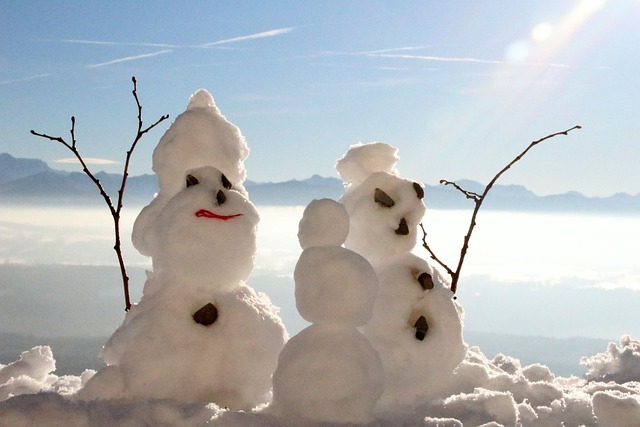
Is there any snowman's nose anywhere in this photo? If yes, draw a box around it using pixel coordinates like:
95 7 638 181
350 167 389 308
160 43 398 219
395 218 409 235
216 190 226 205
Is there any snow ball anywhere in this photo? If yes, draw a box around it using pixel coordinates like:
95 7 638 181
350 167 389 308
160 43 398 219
294 246 378 326
187 88 218 110
271 324 384 424
145 166 260 291
364 254 466 405
336 142 399 187
583 335 640 383
80 285 286 410
297 199 350 249
340 172 426 267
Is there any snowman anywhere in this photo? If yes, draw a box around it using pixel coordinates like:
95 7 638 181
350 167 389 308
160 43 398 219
336 142 467 407
270 199 385 424
77 91 287 410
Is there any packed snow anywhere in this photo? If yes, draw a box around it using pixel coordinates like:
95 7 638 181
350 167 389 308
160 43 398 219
270 199 384 423
78 91 287 409
1 89 639 426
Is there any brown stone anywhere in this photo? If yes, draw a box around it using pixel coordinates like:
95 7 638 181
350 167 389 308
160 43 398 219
193 303 218 326
418 272 434 290
414 315 428 341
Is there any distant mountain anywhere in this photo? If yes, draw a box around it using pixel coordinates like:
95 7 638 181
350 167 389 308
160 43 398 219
245 174 344 206
1 153 639 212
0 152 51 184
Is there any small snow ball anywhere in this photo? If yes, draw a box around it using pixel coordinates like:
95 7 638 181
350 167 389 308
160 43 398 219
187 88 218 111
297 198 350 249
336 142 399 187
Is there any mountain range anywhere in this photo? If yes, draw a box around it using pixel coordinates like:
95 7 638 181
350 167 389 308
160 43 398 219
1 153 639 212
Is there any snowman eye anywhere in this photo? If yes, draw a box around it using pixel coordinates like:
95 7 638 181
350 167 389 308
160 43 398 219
413 182 424 200
417 272 434 290
186 174 199 187
374 188 395 208
221 173 232 190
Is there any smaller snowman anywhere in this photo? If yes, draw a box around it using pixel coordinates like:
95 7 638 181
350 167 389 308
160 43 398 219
271 199 384 424
337 142 467 407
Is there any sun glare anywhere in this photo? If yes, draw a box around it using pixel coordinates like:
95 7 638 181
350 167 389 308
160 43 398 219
531 22 554 42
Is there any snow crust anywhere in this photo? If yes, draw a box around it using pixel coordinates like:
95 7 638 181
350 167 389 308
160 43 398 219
3 338 640 425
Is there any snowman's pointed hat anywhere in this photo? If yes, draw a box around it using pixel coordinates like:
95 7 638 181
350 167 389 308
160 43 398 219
336 142 399 188
152 89 249 198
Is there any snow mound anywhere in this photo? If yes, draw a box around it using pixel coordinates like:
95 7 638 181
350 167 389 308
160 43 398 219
3 339 640 425
583 335 640 383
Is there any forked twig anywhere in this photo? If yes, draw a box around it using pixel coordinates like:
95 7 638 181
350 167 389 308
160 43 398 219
31 77 169 311
421 125 582 296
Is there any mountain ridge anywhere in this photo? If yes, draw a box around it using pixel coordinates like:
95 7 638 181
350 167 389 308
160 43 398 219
1 153 638 211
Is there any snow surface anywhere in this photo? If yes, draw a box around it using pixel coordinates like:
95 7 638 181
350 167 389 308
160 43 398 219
2 337 640 425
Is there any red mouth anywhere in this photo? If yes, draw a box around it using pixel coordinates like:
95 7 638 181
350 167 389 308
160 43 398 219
195 209 243 221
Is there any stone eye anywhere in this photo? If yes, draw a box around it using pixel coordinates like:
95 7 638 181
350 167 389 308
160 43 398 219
413 182 424 200
186 174 199 188
417 272 434 290
221 173 232 190
374 188 395 208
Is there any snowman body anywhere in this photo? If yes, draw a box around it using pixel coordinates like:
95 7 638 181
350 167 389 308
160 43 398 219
271 199 384 424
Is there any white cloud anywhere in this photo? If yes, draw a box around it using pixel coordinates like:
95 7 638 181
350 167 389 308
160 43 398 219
85 49 173 68
203 27 295 46
54 157 119 165
0 74 53 85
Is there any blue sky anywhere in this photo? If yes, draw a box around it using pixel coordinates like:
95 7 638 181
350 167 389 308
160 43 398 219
1 0 638 196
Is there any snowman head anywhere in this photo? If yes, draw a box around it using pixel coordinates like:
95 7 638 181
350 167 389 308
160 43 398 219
147 166 259 291
337 143 426 267
132 89 250 257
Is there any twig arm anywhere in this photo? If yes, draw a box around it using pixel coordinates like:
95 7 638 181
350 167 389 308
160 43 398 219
422 125 582 296
30 76 169 312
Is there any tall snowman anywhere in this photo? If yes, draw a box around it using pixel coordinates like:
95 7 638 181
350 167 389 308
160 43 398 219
77 90 287 410
271 199 385 424
336 142 467 407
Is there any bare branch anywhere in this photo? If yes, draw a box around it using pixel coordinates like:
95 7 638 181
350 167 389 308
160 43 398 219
30 77 169 311
422 125 582 296
439 180 481 202
419 223 454 278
